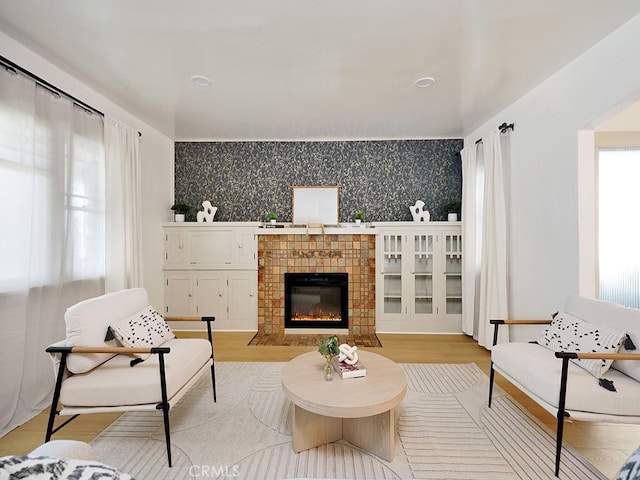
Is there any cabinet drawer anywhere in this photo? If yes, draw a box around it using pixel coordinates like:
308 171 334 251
188 231 233 265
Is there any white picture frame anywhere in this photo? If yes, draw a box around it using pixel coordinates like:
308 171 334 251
291 185 340 225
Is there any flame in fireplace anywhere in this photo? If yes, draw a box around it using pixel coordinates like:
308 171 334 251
292 307 342 322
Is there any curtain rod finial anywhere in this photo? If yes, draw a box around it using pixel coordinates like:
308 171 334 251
499 122 514 133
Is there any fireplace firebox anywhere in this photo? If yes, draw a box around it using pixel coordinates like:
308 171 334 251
284 273 348 329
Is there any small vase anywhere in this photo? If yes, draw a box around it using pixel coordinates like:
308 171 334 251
355 219 361 225
324 359 333 381
175 213 185 222
447 213 458 222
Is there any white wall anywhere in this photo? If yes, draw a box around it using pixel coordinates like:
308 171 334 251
2 31 174 308
464 14 640 326
598 101 640 131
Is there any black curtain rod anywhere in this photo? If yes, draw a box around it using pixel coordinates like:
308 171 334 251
1 54 104 116
475 122 514 145
1 55 142 137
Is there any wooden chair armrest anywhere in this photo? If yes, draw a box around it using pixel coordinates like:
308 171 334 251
164 316 215 357
490 318 551 346
164 316 200 322
555 351 640 361
490 319 552 325
165 316 215 323
46 345 170 355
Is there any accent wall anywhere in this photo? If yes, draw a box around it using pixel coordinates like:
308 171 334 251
174 139 462 223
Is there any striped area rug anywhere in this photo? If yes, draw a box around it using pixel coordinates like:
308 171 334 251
90 362 605 480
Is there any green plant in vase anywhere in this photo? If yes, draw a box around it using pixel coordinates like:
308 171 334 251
353 211 365 225
316 335 340 381
171 203 191 222
441 200 461 221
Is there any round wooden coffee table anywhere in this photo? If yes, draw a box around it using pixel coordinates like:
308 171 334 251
281 350 407 461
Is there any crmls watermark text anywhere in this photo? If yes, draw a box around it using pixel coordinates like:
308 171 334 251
189 465 240 478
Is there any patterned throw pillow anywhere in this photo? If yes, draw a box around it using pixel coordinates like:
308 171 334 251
0 455 135 479
538 312 628 378
108 306 175 360
617 443 640 480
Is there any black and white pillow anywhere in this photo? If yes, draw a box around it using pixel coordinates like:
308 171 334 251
108 305 174 360
0 455 135 479
617 443 640 480
538 312 627 378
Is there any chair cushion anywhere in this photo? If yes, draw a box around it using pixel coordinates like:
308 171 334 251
538 311 627 378
492 342 640 416
108 305 174 360
65 288 149 374
59 338 211 407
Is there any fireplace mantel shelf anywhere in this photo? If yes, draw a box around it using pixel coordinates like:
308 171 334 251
258 224 376 235
163 221 459 236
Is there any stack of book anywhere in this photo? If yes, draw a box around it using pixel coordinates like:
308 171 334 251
331 357 367 379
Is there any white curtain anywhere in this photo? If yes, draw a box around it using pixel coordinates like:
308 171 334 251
104 118 143 292
0 68 105 436
461 129 510 348
461 144 482 337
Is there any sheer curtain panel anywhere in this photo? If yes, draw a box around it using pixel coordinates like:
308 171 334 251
105 117 142 292
0 67 105 436
461 129 510 348
461 144 482 337
477 130 510 347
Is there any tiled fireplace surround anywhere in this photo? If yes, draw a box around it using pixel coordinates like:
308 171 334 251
258 234 376 335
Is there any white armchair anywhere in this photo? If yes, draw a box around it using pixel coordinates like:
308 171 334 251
44 288 216 467
489 295 640 477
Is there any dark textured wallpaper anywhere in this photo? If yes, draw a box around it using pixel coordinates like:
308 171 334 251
174 139 462 222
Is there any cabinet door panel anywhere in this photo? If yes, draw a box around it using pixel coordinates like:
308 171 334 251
227 274 257 330
165 274 193 315
376 233 407 330
165 232 185 266
196 274 225 317
235 231 257 266
443 232 463 317
412 233 435 317
189 231 233 265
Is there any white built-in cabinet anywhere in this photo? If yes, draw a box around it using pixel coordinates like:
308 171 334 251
374 223 462 333
163 223 259 331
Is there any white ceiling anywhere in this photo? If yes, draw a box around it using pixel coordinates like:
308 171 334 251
1 1 639 141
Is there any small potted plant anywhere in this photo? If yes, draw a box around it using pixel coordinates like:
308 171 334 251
316 335 340 381
353 211 365 226
441 201 461 222
171 203 191 222
267 211 278 226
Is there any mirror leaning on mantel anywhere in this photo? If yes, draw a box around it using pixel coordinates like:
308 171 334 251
291 185 340 227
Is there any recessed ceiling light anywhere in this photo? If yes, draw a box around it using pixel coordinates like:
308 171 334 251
414 76 435 88
190 75 212 87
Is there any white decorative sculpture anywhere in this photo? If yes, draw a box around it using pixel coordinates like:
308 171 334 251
196 201 218 222
338 343 359 365
409 200 430 222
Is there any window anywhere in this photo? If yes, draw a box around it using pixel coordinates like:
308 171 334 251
598 148 640 308
0 71 105 291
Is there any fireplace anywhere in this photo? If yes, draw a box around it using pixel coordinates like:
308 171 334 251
284 273 348 329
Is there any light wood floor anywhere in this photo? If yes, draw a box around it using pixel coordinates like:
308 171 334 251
2 332 639 478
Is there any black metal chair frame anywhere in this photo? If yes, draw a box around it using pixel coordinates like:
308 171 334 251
45 316 216 468
488 319 569 477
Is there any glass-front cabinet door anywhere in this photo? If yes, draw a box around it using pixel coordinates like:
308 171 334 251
381 234 403 315
413 233 434 315
376 224 462 333
444 232 463 315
